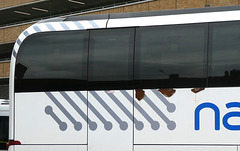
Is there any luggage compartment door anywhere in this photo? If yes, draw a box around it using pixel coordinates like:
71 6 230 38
88 90 133 151
15 91 88 145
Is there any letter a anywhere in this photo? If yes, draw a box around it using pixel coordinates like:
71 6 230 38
223 102 240 130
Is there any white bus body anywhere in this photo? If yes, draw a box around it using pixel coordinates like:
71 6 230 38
8 6 240 151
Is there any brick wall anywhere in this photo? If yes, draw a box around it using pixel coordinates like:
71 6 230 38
0 24 32 44
84 0 240 15
0 62 10 77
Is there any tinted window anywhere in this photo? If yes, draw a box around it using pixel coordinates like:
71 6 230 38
135 24 208 88
15 31 88 92
0 116 8 150
88 28 134 90
209 21 240 86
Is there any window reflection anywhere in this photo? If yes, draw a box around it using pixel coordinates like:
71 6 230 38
209 21 240 86
135 24 208 88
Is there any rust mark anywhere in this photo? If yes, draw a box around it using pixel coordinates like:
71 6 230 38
158 89 176 97
191 88 205 93
135 89 145 101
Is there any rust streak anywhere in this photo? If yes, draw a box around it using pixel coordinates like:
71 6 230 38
158 89 176 97
191 88 205 93
135 89 145 101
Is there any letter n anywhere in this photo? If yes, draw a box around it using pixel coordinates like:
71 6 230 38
195 102 220 130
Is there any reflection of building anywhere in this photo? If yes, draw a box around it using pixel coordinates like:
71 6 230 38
209 69 240 87
230 69 240 80
0 0 239 99
224 70 240 79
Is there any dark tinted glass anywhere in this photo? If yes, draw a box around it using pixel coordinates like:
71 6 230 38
209 21 240 86
15 30 88 92
135 24 208 89
88 28 134 90
0 116 8 150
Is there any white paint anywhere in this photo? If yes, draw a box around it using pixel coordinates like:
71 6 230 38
37 24 50 32
15 91 88 144
134 145 237 151
134 88 240 145
108 10 240 28
14 145 87 151
88 90 133 151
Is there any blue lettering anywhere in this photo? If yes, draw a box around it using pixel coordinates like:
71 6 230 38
223 102 240 130
195 102 220 130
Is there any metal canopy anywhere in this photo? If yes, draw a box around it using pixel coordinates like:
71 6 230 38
0 0 142 27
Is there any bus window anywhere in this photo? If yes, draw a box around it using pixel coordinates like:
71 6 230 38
15 30 89 92
0 116 8 150
134 24 208 89
88 28 134 90
208 21 240 87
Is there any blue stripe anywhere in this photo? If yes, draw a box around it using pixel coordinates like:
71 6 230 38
23 31 29 37
60 22 70 30
46 23 56 31
12 50 17 58
74 22 85 29
16 39 21 46
89 20 99 28
33 26 41 32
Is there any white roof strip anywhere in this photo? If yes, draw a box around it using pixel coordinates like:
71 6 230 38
38 23 51 32
108 10 240 28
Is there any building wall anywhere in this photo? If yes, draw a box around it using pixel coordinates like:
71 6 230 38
0 62 10 78
0 0 240 78
0 24 32 43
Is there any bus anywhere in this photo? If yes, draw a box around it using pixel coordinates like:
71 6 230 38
0 99 9 151
7 5 240 151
